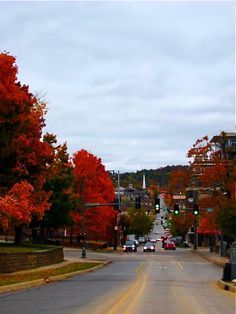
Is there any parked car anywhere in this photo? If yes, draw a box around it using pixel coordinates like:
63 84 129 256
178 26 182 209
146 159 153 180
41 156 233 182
123 240 137 252
164 241 176 250
170 236 183 244
143 241 155 252
161 235 168 241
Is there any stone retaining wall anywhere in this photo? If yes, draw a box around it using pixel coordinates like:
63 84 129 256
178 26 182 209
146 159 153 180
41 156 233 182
0 247 64 273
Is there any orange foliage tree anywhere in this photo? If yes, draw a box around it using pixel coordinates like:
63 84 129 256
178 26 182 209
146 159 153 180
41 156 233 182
0 52 53 242
170 213 195 238
165 168 190 209
187 135 236 239
72 149 115 243
0 181 50 238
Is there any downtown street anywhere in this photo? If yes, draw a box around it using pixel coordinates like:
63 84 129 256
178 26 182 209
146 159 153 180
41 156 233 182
0 245 235 314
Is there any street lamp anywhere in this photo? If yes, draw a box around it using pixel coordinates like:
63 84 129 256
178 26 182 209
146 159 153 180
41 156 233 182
81 177 86 259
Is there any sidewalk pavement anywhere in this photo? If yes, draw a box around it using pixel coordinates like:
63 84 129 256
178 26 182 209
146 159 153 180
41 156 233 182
192 247 236 293
0 255 109 294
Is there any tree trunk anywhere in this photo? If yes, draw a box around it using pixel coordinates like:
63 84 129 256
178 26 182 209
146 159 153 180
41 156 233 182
14 224 24 245
69 232 73 245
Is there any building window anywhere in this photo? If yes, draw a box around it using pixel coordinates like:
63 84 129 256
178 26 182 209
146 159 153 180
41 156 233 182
228 139 236 150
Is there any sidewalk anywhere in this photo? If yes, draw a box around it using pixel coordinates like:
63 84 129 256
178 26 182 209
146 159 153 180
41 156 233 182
193 247 228 267
0 255 109 294
192 247 236 293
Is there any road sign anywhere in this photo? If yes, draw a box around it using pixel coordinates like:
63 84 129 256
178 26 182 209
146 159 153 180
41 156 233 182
173 195 186 200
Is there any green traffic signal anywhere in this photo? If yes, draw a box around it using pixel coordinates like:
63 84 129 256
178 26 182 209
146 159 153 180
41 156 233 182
193 204 199 215
174 203 179 215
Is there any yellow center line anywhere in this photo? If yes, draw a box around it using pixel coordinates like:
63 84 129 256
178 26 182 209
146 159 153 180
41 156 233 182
106 262 147 314
123 271 147 314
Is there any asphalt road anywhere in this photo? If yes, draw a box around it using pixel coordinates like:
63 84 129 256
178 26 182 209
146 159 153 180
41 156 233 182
1 210 235 314
0 247 235 314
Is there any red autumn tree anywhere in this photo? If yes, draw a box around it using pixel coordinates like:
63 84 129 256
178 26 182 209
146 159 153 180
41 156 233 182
187 135 213 185
0 52 53 242
0 181 50 242
168 169 190 193
171 212 195 238
165 168 190 208
187 134 236 238
72 149 115 242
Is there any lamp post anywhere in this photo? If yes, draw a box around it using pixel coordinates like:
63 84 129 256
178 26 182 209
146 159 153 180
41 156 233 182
81 177 86 259
219 231 225 257
193 219 197 250
114 170 120 251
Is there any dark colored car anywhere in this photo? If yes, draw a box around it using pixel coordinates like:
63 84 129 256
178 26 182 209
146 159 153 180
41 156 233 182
143 241 155 252
123 240 137 252
164 241 176 250
138 236 146 244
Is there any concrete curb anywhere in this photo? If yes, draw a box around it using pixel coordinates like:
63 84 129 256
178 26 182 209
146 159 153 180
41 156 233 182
192 249 226 267
191 249 236 293
0 260 110 294
217 280 236 293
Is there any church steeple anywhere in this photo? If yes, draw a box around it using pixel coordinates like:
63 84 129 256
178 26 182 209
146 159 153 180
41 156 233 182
142 172 146 189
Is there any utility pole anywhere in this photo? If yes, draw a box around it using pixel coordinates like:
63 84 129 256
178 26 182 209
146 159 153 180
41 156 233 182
114 171 120 251
193 219 197 250
81 177 86 258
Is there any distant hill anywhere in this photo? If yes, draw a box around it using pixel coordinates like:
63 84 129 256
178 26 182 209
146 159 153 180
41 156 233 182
119 165 188 189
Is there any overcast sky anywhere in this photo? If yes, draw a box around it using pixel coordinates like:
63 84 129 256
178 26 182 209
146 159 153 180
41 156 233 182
0 1 235 172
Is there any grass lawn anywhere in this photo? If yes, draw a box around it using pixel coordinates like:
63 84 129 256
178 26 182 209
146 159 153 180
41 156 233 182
0 243 56 253
0 243 104 287
0 261 103 286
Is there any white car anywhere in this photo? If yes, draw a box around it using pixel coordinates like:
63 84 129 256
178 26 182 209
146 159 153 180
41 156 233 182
150 237 157 243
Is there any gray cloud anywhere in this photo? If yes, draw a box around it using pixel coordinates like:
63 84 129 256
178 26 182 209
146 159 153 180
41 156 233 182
0 1 234 172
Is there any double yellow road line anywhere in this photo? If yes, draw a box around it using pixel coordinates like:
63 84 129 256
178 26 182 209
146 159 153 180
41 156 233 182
107 262 147 314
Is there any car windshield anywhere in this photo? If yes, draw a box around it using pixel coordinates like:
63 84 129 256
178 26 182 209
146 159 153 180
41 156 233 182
125 241 134 245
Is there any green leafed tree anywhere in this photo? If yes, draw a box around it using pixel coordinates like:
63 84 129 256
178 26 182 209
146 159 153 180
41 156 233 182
40 139 78 239
216 202 236 240
127 206 153 238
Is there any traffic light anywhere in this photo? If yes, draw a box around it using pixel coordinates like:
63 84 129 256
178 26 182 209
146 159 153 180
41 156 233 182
135 196 141 209
155 197 160 213
174 203 179 215
193 204 199 216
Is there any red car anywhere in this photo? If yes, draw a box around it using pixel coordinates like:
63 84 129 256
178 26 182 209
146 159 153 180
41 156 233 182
164 241 176 250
